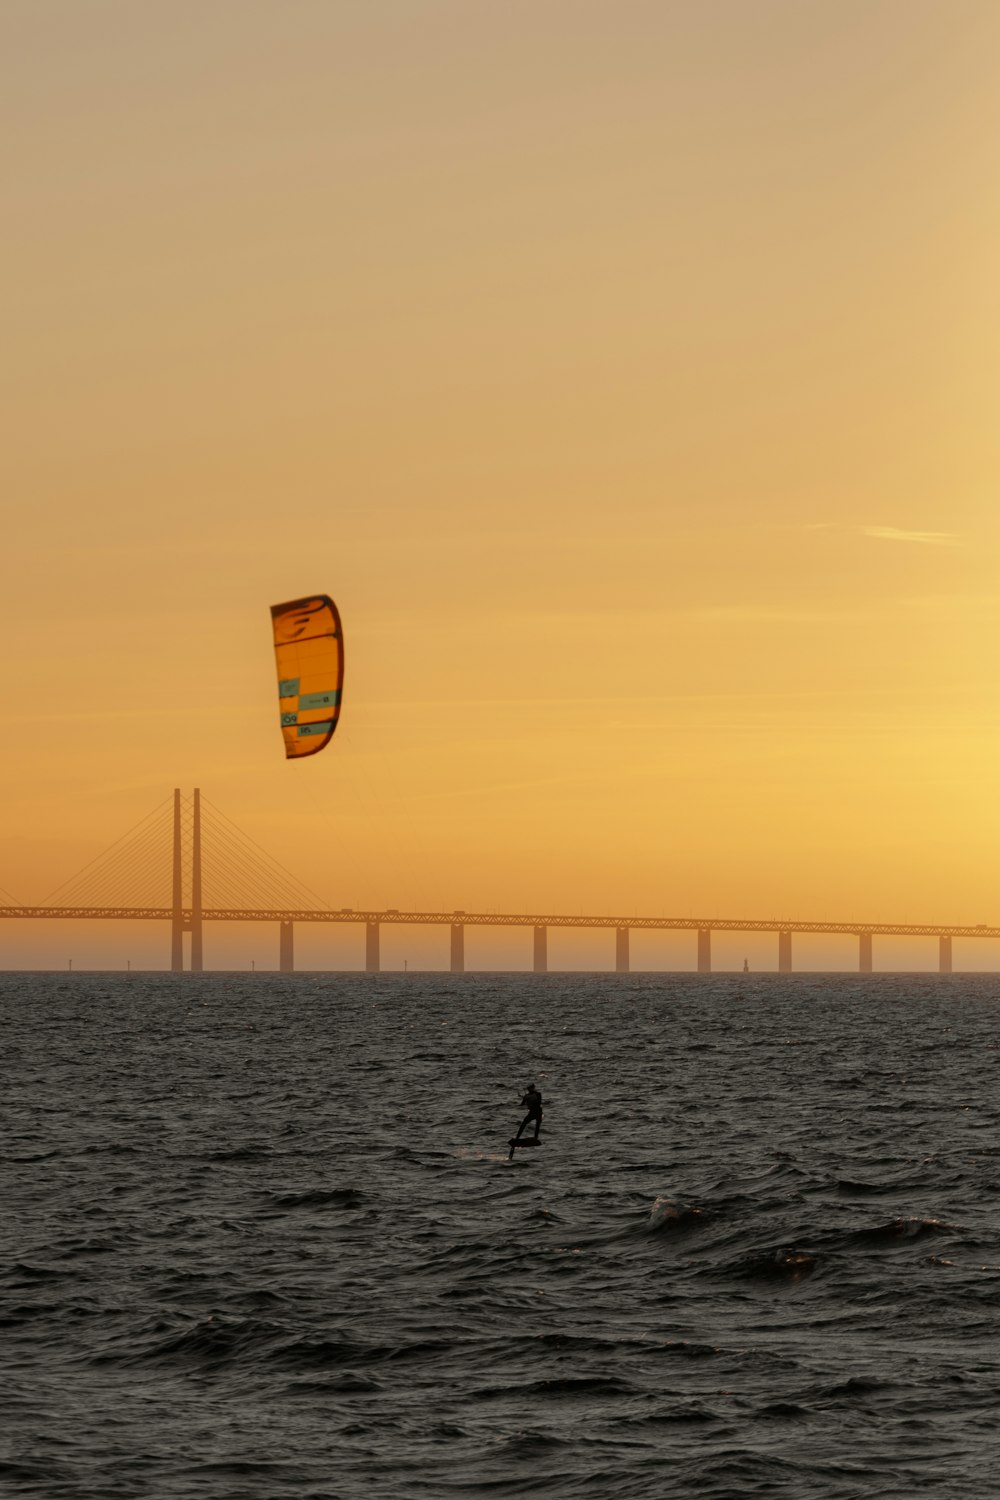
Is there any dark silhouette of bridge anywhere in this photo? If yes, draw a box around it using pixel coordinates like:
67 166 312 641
0 789 995 973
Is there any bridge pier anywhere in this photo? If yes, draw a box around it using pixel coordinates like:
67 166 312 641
450 923 465 974
365 921 380 974
939 934 952 974
778 930 792 973
697 928 711 974
859 932 872 973
533 925 547 974
279 920 294 973
616 926 629 973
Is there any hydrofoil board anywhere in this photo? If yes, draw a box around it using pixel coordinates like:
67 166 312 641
507 1137 542 1160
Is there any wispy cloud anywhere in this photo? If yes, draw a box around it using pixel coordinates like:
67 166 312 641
803 522 959 546
859 525 959 545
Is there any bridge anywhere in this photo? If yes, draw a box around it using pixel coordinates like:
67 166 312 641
1 789 995 974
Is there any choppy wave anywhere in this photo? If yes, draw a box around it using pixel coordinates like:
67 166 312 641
3 970 1000 1497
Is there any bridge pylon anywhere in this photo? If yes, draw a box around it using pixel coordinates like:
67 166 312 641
171 788 203 972
171 789 184 971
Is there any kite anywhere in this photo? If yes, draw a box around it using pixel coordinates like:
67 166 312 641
270 594 344 759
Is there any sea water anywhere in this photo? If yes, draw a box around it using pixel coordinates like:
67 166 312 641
3 971 999 1498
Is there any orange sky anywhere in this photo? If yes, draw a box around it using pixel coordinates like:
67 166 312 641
3 1 1000 970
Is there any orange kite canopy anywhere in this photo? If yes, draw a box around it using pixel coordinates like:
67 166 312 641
270 594 344 759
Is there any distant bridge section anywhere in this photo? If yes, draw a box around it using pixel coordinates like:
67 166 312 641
0 790 993 974
0 904 995 974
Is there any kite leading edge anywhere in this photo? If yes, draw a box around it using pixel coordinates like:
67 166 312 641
270 594 344 759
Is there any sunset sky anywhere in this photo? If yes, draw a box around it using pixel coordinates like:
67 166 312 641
4 1 1000 970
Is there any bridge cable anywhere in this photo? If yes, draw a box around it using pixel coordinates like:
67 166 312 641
47 822 173 908
201 820 305 903
40 797 174 907
200 798 332 911
201 824 311 910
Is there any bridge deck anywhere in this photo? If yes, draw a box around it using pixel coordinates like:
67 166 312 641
1 906 997 939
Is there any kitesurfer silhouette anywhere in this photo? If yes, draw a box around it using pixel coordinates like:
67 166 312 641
514 1084 543 1141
